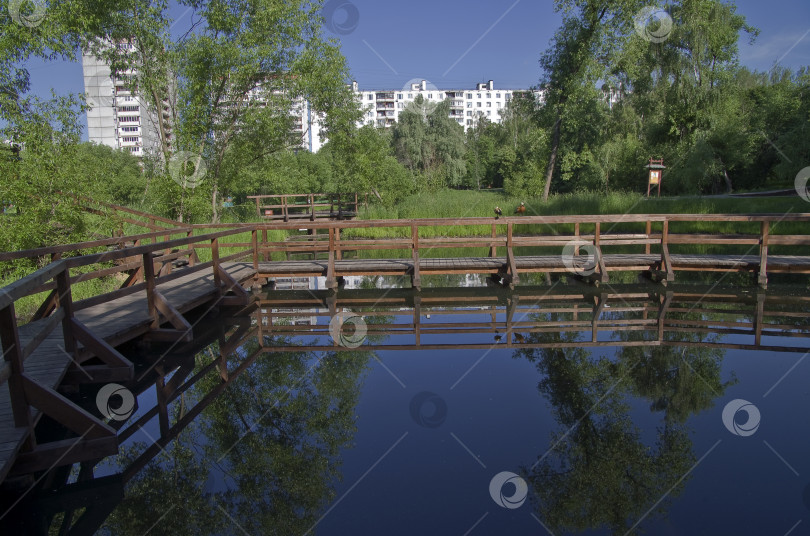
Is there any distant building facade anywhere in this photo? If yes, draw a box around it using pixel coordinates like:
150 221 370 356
81 46 167 157
352 79 545 132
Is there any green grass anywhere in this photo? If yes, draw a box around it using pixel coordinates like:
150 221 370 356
5 190 809 321
344 190 810 257
359 190 809 220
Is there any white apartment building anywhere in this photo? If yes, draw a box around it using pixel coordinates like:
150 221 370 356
353 80 544 132
82 47 167 157
83 48 322 155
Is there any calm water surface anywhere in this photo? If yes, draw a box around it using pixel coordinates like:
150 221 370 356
4 276 810 535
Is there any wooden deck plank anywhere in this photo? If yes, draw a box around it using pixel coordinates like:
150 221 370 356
0 262 254 483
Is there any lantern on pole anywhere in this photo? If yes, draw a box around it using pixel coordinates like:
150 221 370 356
646 158 665 197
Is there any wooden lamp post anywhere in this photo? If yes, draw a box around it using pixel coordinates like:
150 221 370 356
646 158 665 197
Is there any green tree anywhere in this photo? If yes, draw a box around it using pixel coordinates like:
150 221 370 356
538 0 645 200
392 96 467 190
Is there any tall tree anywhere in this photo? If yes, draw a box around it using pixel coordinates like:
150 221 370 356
538 0 645 201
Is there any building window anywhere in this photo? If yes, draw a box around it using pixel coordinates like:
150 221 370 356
122 136 139 143
369 95 373 100
487 111 491 116
467 119 472 125
487 102 491 107
467 102 472 108
487 93 491 98
477 94 481 98
408 93 413 98
467 111 472 116
467 93 472 99
477 102 482 107
428 93 432 99
397 94 403 99
496 93 501 98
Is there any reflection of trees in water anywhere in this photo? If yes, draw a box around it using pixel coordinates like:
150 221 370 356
514 305 732 534
102 333 371 535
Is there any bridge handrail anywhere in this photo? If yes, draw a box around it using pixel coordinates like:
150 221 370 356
0 227 195 263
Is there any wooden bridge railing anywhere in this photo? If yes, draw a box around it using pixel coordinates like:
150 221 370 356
198 213 809 289
0 227 256 475
257 288 810 353
247 193 360 221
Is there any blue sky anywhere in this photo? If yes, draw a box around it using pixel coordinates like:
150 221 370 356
23 0 810 139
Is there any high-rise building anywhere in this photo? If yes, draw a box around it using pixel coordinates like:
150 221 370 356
83 50 324 155
352 80 545 132
82 45 167 157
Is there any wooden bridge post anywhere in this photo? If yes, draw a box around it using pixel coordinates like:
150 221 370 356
211 237 221 291
326 228 337 289
251 229 259 283
660 219 674 282
658 291 673 341
143 251 158 326
592 295 606 342
0 303 34 432
55 265 77 356
645 221 652 255
593 222 608 283
754 291 765 346
758 221 769 288
310 194 315 222
411 224 421 290
335 227 342 261
505 222 519 286
490 224 497 258
574 223 580 256
186 230 198 266
262 229 270 261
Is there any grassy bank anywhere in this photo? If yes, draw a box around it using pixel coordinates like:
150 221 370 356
359 190 807 220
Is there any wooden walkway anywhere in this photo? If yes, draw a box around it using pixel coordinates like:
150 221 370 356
0 261 254 483
2 211 810 485
257 254 810 281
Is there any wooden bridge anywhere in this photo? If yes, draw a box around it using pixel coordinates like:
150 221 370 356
1 212 809 485
249 213 810 289
262 285 810 354
3 283 810 533
247 193 362 221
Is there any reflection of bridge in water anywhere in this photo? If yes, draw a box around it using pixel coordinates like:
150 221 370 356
2 284 808 533
261 285 810 354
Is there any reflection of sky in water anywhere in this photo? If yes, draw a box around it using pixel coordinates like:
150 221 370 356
19 284 809 535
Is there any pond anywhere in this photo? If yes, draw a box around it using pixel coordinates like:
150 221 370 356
2 275 810 535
